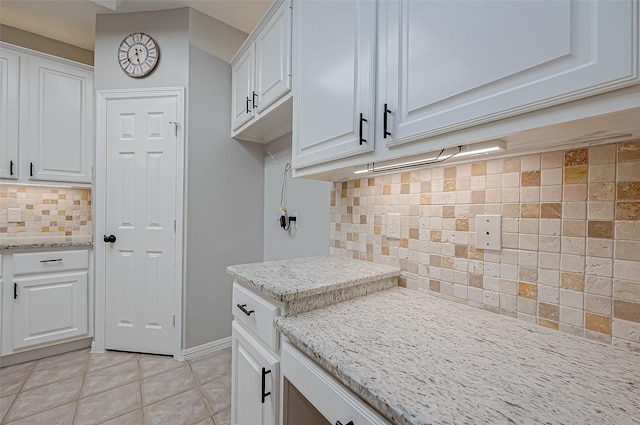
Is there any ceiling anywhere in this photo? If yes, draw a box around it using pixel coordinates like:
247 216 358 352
0 0 271 51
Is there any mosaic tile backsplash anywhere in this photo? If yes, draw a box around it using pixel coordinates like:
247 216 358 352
0 184 92 242
330 141 640 351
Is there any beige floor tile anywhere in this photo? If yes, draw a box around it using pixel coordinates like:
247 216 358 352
138 355 181 379
190 350 231 385
212 406 230 425
1 394 16 423
4 402 77 425
88 351 138 373
0 362 35 397
4 376 83 423
96 409 145 425
74 381 141 425
23 350 88 391
141 365 197 406
200 374 231 415
144 388 211 425
81 360 139 398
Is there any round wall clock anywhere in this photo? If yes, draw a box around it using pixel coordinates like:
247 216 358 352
118 32 159 78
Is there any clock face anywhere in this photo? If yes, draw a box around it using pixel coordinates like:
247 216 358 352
118 32 159 78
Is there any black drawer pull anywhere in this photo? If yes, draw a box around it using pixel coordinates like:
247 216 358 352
236 304 254 316
40 258 63 263
10 160 14 175
246 97 251 113
261 367 271 403
336 422 354 425
14 282 18 299
252 91 258 109
30 162 34 177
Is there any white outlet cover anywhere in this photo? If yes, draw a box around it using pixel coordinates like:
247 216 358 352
476 215 501 251
8 207 21 223
387 213 401 239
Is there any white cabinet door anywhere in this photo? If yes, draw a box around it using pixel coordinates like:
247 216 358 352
12 272 88 350
26 55 93 183
0 47 20 179
232 46 255 131
292 0 376 169
381 0 640 148
232 321 278 425
255 1 291 114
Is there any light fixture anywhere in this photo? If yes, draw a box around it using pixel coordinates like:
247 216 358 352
352 139 506 174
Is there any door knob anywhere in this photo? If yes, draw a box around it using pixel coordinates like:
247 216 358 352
103 234 116 243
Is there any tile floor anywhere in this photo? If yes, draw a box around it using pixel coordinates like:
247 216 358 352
0 347 231 425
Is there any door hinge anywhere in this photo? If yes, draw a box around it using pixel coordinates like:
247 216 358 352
173 314 176 326
174 219 176 232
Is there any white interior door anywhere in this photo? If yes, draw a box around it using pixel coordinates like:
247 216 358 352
104 95 177 355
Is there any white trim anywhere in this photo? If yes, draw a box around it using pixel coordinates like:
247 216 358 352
94 87 186 359
181 337 232 361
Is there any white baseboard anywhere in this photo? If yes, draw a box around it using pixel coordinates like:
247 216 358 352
181 337 231 361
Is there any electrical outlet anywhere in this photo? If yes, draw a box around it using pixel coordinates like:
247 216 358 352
289 213 298 229
8 207 21 223
476 215 501 250
387 213 401 239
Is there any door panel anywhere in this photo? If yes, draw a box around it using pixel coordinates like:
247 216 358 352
0 48 19 179
232 47 255 130
105 96 177 355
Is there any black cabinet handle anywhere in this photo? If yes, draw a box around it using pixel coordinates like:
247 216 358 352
103 234 116 243
261 367 272 403
252 91 257 109
40 258 63 263
30 162 34 177
246 97 251 113
14 282 18 299
236 304 254 316
336 422 354 425
383 103 391 139
10 160 14 175
359 113 367 145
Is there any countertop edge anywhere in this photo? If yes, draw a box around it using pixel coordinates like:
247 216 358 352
1 240 94 250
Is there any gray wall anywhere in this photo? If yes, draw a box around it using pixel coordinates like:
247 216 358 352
263 135 331 261
95 7 264 350
0 24 94 65
184 10 263 348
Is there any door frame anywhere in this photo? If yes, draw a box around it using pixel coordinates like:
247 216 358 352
93 87 185 359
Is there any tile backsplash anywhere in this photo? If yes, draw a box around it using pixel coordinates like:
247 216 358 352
0 184 92 242
330 141 640 352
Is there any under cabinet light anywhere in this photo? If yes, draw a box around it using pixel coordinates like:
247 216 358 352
353 139 506 174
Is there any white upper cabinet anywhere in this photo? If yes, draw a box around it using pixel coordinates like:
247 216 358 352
0 43 94 185
291 0 377 169
26 55 93 183
231 0 292 143
0 47 20 179
380 0 640 148
232 46 256 131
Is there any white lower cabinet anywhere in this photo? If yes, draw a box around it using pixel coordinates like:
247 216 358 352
12 272 88 349
1 248 91 355
232 321 279 425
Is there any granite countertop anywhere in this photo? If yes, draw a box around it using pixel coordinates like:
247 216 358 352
0 236 94 250
276 287 640 425
227 256 400 302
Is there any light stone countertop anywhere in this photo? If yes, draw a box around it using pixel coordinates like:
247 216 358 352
226 256 400 302
1 236 94 250
276 287 640 425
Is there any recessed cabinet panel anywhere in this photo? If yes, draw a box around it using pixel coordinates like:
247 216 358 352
27 57 93 182
383 0 639 147
232 47 255 131
292 0 376 168
255 1 291 113
0 48 20 179
12 272 88 350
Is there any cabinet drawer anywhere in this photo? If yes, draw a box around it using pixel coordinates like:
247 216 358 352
13 250 89 275
232 282 278 351
282 340 391 425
